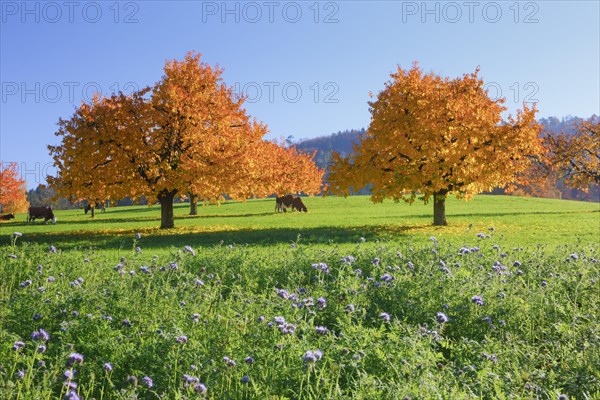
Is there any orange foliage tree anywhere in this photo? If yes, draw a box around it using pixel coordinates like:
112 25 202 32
543 118 599 189
0 162 29 214
48 53 324 228
329 64 542 225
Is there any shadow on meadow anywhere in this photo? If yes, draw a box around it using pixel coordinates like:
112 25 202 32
0 225 404 251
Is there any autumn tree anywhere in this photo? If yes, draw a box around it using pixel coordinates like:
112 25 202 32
329 64 542 225
0 162 29 214
543 117 599 189
48 52 324 228
247 139 325 197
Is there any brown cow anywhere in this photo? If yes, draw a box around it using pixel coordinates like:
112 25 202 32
28 207 56 224
291 197 308 212
275 195 294 213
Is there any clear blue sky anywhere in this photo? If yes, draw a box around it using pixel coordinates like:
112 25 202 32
1 0 599 188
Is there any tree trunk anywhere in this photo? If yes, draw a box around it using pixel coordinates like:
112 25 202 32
433 192 448 226
91 206 95 218
159 190 177 229
189 193 198 215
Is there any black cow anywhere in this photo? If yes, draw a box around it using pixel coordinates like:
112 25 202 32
28 207 56 224
275 195 295 213
0 213 15 221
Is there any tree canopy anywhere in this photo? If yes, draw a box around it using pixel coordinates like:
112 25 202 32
48 52 324 228
328 64 542 225
543 117 599 189
0 162 29 214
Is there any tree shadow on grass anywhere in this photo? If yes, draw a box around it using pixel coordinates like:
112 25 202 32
0 225 415 251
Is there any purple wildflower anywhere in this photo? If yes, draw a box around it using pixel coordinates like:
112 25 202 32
276 289 289 299
20 280 32 288
64 381 78 390
317 297 327 309
37 344 47 353
31 328 50 342
471 295 484 306
103 363 113 372
48 276 56 282
68 353 84 366
315 326 329 335
245 356 254 365
241 375 250 383
184 245 196 256
312 262 329 273
13 341 25 351
176 335 188 344
63 369 75 380
194 383 207 394
278 323 296 335
142 376 153 388
380 312 391 322
436 312 448 324
380 273 395 283
15 370 25 379
63 390 80 400
303 349 323 363
223 356 236 367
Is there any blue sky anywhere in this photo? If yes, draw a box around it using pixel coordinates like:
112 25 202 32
1 0 599 188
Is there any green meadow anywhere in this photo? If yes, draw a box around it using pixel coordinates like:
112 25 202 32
1 195 598 251
1 195 599 399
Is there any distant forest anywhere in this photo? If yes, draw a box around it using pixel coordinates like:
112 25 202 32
28 116 599 209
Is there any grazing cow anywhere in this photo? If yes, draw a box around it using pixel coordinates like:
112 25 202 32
28 207 56 224
275 194 295 213
0 213 15 221
291 197 308 212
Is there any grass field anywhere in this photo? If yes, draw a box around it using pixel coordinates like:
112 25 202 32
1 195 598 251
1 195 599 399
